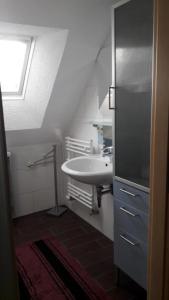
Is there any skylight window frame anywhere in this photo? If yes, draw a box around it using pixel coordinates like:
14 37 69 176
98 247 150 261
0 34 35 101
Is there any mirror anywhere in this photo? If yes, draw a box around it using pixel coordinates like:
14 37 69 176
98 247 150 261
103 126 112 147
94 124 112 148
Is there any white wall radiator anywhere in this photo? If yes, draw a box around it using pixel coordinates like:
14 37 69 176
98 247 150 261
65 136 93 158
65 137 98 213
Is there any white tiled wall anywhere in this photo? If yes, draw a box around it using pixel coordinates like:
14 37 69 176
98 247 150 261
8 143 64 218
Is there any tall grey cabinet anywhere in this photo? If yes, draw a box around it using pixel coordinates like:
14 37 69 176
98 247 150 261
113 0 153 290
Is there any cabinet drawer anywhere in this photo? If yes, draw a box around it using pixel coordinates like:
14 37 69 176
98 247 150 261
114 230 147 290
114 199 148 243
114 180 149 212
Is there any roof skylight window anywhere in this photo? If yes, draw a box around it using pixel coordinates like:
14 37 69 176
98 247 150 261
0 35 34 100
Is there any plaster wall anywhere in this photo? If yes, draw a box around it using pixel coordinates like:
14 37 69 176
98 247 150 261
64 43 114 241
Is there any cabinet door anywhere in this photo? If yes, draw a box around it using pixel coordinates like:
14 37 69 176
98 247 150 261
115 228 148 289
114 0 153 187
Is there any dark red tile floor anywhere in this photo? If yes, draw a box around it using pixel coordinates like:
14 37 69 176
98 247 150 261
13 209 147 300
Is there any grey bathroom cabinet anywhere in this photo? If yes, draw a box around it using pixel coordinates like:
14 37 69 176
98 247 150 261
113 0 153 290
114 180 149 289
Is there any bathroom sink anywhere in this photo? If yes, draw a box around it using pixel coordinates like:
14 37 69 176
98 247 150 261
61 155 113 185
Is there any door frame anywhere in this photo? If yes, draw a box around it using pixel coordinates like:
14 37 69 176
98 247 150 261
0 88 19 299
148 0 169 299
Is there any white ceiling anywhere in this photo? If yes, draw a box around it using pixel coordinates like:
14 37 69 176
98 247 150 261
0 0 112 143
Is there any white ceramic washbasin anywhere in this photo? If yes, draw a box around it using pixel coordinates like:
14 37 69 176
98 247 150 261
61 155 113 185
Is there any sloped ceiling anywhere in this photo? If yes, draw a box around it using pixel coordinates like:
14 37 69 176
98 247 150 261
2 22 68 130
0 0 112 143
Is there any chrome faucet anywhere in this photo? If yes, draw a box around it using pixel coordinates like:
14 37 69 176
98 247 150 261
102 146 113 157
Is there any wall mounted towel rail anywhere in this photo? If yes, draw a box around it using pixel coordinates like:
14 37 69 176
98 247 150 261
65 137 98 214
65 136 94 159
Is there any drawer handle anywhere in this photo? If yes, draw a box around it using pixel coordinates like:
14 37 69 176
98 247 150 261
120 234 138 246
120 188 136 197
120 206 138 217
